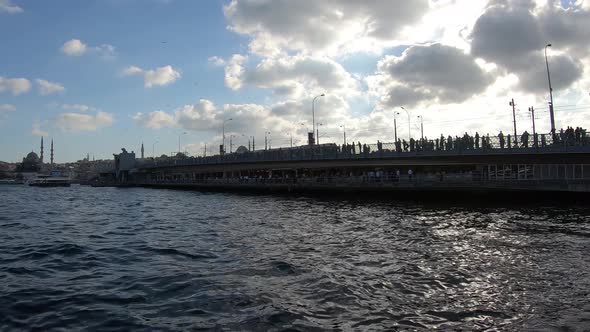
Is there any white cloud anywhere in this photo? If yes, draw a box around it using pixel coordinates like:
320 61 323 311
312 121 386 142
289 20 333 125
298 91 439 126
132 98 347 148
0 0 22 14
0 104 16 124
95 44 116 58
132 110 176 129
54 111 113 132
224 0 430 56
123 66 143 76
36 79 65 95
0 104 16 112
61 39 88 56
224 54 247 90
61 104 97 112
208 56 226 66
61 39 116 57
122 65 181 88
0 76 31 95
31 122 48 137
225 54 360 98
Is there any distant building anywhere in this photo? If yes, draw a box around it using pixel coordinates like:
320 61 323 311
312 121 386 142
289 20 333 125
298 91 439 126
114 148 136 182
16 151 42 173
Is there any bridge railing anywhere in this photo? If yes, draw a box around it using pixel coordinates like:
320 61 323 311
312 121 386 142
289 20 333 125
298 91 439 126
135 132 590 169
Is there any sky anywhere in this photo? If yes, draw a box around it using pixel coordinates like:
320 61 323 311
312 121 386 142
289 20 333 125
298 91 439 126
1 0 589 163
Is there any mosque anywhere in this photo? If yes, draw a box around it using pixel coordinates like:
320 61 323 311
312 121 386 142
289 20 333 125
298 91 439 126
16 137 54 173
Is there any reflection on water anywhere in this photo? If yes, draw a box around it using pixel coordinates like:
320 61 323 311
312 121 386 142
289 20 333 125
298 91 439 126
1 186 589 330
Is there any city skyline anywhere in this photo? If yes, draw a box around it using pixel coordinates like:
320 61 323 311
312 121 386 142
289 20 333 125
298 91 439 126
1 0 590 162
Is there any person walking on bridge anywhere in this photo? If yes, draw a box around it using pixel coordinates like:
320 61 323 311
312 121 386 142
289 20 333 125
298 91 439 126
499 131 505 149
521 131 530 148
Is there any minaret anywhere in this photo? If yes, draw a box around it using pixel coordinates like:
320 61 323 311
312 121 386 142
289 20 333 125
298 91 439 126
50 139 54 165
40 137 44 163
141 142 144 159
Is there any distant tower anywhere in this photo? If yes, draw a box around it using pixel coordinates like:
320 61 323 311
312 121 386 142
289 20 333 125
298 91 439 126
141 142 144 159
50 139 54 165
87 153 90 161
40 137 44 163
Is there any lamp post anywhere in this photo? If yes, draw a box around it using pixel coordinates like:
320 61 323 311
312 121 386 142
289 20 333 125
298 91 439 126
178 132 187 154
545 43 556 136
229 135 236 153
417 115 424 140
264 131 271 150
400 106 411 140
529 106 537 146
222 118 233 154
340 125 347 145
312 93 325 145
152 140 159 158
509 98 518 145
394 112 400 142
316 123 323 145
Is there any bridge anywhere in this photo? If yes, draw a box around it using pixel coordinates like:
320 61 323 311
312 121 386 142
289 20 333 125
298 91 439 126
100 132 590 194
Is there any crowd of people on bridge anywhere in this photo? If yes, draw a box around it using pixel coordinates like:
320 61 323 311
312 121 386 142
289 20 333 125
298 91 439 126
143 126 588 169
339 126 588 154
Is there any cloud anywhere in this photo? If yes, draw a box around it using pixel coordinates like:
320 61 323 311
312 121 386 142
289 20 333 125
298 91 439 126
31 122 48 137
0 104 16 112
0 104 15 123
132 110 176 129
0 76 31 95
224 0 430 56
0 0 22 13
133 99 293 135
225 54 359 98
60 104 97 112
61 39 88 56
208 56 226 66
36 79 65 95
224 54 247 90
122 65 181 88
470 0 589 94
95 44 116 58
368 44 493 108
54 111 114 132
61 39 116 57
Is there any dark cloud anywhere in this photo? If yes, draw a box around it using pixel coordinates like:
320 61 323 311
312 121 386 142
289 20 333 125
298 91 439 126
470 0 588 93
471 5 543 67
379 44 493 107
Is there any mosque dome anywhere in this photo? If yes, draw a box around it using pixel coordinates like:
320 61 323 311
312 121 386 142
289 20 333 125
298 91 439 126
25 152 40 162
235 146 249 154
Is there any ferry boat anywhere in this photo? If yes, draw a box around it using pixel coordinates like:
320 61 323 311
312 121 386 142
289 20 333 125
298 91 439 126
28 172 71 187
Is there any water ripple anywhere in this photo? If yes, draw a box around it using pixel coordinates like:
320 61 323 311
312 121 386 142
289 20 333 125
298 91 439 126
1 186 589 330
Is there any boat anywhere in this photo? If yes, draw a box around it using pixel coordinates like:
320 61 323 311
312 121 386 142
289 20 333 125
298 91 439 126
28 175 71 187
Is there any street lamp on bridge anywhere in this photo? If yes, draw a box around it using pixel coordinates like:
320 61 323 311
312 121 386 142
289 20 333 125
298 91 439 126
417 115 424 140
312 93 325 145
545 43 556 137
178 132 187 155
400 106 411 141
222 118 233 154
